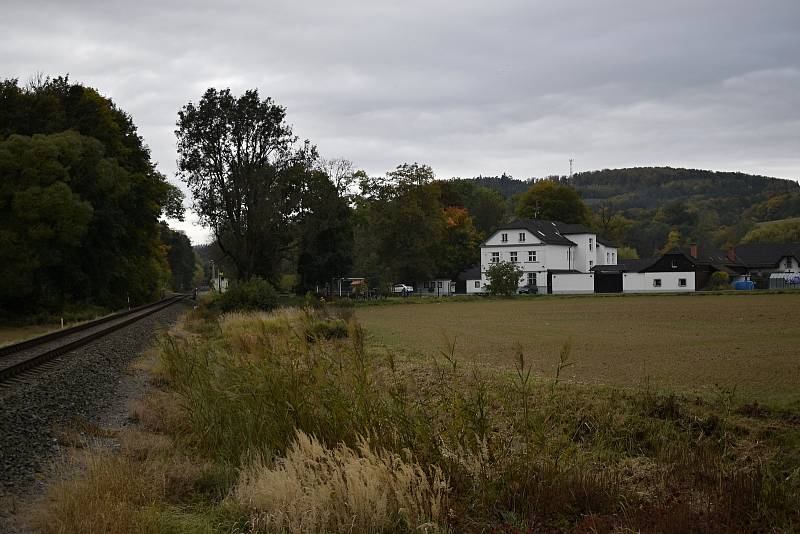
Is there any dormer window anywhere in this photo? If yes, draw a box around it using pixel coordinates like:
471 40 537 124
501 233 508 243
671 260 678 269
519 232 525 242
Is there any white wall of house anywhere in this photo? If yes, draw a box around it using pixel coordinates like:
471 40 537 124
466 279 485 294
568 233 595 272
622 272 695 292
551 273 594 294
596 243 618 267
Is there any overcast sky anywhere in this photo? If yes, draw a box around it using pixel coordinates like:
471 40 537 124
3 0 799 243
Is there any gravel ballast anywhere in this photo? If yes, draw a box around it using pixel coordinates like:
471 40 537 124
0 302 189 503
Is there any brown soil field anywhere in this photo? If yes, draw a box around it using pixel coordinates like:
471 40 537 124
356 293 800 404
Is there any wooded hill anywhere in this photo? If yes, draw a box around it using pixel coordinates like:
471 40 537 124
462 167 800 256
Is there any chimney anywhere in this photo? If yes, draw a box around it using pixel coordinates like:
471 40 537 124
726 246 736 262
689 243 698 259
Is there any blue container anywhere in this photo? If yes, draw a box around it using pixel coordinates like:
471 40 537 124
733 280 755 290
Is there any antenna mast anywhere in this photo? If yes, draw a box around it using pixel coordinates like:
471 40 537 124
569 158 574 178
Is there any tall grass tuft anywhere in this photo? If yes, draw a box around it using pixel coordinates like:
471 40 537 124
234 430 447 533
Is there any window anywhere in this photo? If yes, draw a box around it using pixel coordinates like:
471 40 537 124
589 260 593 268
679 278 687 287
474 281 480 288
510 251 518 263
589 237 593 251
491 252 499 263
501 233 508 243
612 252 616 263
606 252 610 263
519 232 526 242
528 250 537 262
653 279 662 288
671 260 678 269
527 272 537 286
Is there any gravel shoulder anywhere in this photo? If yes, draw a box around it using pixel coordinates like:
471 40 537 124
0 301 189 531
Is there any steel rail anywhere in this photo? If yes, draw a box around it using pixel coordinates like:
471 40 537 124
0 295 185 383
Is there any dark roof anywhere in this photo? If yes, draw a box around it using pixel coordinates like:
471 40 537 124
457 266 481 281
733 243 800 268
494 219 577 246
596 237 618 247
553 222 594 235
590 258 656 273
492 219 616 248
548 269 584 274
666 248 745 275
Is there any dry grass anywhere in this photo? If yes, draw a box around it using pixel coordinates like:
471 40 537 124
0 323 55 346
356 293 800 402
234 430 447 533
30 305 800 533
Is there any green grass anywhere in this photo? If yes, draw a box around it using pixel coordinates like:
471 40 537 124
356 292 800 404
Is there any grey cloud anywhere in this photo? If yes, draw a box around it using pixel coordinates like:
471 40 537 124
2 0 799 243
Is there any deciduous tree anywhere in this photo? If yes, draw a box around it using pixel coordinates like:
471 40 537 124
176 88 315 282
516 180 591 225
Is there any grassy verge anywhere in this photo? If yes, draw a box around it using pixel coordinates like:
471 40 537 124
32 304 800 532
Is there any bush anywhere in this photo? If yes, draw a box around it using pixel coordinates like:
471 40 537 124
304 318 349 342
217 277 278 312
485 261 524 296
706 271 731 290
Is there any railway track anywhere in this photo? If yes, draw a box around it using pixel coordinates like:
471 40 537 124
0 295 187 385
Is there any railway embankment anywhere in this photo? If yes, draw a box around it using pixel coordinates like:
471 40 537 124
0 300 189 530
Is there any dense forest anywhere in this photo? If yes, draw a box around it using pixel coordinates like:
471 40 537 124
461 167 800 257
0 77 197 315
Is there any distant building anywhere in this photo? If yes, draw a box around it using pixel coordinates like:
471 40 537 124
479 219 618 294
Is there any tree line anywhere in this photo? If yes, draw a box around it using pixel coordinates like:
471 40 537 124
175 89 509 293
0 77 196 315
5 78 797 313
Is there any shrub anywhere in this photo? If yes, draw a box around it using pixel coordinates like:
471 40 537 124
304 318 348 342
706 271 731 290
485 261 524 296
217 277 278 312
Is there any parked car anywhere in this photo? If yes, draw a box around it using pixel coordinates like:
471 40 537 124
518 284 538 294
391 284 414 295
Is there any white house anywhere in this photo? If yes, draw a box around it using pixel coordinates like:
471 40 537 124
478 220 618 294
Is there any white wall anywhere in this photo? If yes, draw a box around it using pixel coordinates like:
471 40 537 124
779 256 799 272
596 244 618 266
466 279 484 294
568 233 594 272
480 245 573 275
551 273 594 294
484 228 544 247
622 272 695 293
